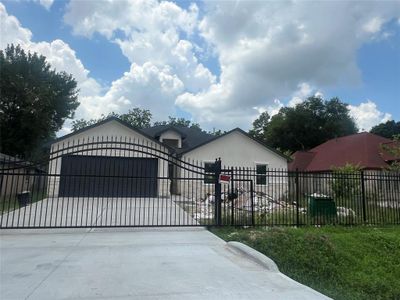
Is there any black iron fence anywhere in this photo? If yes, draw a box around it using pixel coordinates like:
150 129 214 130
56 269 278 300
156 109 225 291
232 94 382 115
216 165 400 226
0 139 399 228
0 138 210 228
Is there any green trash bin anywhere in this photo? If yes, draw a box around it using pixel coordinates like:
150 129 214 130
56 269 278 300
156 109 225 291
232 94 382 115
308 194 337 218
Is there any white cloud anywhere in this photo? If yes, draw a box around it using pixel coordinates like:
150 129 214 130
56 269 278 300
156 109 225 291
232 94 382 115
363 17 384 34
39 0 53 10
17 0 54 10
176 1 399 129
254 99 284 118
35 0 54 10
288 82 313 107
64 0 198 39
80 62 184 120
315 91 324 98
0 3 101 122
63 1 400 129
3 1 398 133
286 83 325 107
0 3 32 47
30 40 102 97
348 100 392 131
63 0 215 123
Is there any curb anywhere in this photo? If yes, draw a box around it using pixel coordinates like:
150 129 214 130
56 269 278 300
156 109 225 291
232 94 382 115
226 241 332 299
226 241 280 272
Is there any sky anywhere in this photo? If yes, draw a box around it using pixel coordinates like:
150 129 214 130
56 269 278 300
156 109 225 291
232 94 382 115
1 0 399 136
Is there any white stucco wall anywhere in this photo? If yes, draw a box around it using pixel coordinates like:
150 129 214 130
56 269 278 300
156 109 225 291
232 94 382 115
48 124 289 201
179 130 289 200
159 130 182 148
182 130 288 169
48 120 170 197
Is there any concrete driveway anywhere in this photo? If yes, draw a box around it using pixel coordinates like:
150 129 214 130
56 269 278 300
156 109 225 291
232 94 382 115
1 196 197 228
0 228 329 300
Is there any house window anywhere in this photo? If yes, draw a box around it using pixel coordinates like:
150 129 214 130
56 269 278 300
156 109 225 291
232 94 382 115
204 162 215 184
163 139 179 148
256 164 268 185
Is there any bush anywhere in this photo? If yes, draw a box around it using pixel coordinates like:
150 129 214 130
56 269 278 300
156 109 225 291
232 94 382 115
331 164 362 199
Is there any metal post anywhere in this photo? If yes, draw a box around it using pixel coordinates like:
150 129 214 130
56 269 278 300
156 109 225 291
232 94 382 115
250 180 255 226
361 170 367 224
214 158 222 226
295 169 300 227
230 167 234 225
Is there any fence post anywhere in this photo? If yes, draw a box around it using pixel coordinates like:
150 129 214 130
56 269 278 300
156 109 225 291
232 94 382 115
230 167 234 225
250 180 255 226
361 170 367 224
214 158 222 226
296 169 300 227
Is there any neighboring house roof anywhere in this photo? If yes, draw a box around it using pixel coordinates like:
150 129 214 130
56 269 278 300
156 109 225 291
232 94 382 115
288 151 316 171
0 153 24 165
288 132 398 172
0 153 44 172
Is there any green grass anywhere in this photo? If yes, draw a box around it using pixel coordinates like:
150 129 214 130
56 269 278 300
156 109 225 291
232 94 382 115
0 189 47 214
210 226 400 300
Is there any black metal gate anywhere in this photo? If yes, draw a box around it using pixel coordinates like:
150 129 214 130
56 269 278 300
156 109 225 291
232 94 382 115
0 138 218 228
1 137 399 229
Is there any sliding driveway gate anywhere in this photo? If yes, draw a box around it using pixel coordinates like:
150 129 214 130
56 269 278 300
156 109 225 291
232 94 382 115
1 137 399 229
1 138 216 228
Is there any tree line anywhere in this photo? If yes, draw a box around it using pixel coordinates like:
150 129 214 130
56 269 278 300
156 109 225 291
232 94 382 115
71 111 204 132
1 44 399 160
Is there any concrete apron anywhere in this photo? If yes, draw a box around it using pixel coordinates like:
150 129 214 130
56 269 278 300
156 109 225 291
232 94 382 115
1 197 198 228
0 228 331 300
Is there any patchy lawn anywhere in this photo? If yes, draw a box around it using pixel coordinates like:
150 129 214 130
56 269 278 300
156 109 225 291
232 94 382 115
210 226 400 300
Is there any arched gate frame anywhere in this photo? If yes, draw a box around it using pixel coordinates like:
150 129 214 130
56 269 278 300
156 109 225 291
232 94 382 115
0 137 224 228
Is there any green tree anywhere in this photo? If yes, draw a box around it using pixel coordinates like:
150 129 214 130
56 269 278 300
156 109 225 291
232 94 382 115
0 44 79 158
153 116 201 130
381 134 400 171
370 120 400 139
249 111 270 140
71 108 152 132
208 129 226 136
122 108 152 128
71 111 220 135
252 96 358 153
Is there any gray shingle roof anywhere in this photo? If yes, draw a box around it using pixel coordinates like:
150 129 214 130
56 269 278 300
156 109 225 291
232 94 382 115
50 117 289 160
141 125 214 154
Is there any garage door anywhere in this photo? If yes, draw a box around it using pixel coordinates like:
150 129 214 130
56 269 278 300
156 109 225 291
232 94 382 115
58 155 158 197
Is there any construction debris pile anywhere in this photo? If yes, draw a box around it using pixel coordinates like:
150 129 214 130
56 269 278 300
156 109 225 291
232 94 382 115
192 188 356 220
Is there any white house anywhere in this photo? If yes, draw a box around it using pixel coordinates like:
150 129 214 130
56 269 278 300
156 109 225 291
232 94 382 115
48 117 289 198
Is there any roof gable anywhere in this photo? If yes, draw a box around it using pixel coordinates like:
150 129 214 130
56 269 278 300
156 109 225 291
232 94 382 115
149 126 187 139
141 125 214 154
180 128 290 161
51 117 169 149
51 118 289 161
